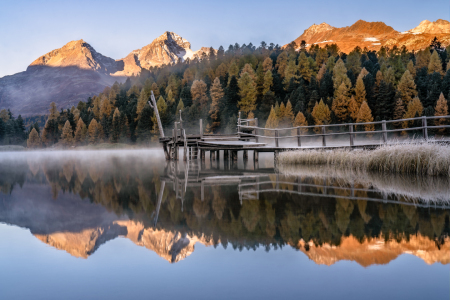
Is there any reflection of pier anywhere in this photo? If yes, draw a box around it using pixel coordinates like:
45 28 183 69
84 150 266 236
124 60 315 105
152 161 450 227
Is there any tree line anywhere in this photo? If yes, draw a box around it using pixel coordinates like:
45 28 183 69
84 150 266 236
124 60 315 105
3 37 450 148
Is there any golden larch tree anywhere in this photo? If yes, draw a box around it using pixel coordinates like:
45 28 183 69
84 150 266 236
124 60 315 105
293 112 308 134
74 118 87 145
265 106 279 136
27 128 41 148
88 118 100 144
238 72 257 114
392 98 406 128
332 58 351 97
263 70 273 94
348 96 359 121
332 82 351 122
428 50 443 75
262 57 273 72
312 99 331 133
356 101 374 132
191 80 208 106
354 76 366 107
209 77 224 132
434 93 449 133
415 48 431 70
60 120 73 147
397 70 418 106
402 97 423 129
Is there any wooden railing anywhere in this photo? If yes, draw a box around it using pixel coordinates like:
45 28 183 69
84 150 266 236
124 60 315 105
237 113 450 147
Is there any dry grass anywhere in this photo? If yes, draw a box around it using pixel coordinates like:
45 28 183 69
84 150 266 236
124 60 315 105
278 140 450 177
277 164 450 203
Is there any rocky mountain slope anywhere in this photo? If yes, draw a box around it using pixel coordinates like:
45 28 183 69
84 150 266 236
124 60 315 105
290 19 450 53
0 32 211 116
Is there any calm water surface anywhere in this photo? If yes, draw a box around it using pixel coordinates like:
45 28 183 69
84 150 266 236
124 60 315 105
0 150 448 300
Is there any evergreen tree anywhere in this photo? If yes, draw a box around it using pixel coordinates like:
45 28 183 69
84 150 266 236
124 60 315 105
415 49 431 70
345 50 362 78
262 57 273 72
392 98 405 128
376 81 396 121
263 70 273 94
110 108 121 143
406 60 416 77
279 100 295 127
311 99 331 132
191 80 209 106
180 85 193 107
298 52 313 81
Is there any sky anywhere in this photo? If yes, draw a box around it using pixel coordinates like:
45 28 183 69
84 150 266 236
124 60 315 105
0 0 448 77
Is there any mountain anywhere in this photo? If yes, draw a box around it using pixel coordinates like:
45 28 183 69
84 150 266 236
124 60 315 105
0 40 123 117
0 32 212 116
113 32 214 77
289 19 450 53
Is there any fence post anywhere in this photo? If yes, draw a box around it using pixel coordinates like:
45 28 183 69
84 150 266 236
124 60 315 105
321 126 326 147
237 111 241 139
422 116 428 141
255 118 258 143
349 124 354 146
382 120 387 144
199 119 203 139
174 122 178 143
297 127 301 147
275 130 279 147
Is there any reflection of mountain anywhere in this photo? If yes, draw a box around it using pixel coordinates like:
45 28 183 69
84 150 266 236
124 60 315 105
0 152 449 266
297 235 450 267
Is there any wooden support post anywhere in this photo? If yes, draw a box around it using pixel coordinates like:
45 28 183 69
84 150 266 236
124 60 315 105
232 150 238 161
210 151 215 161
422 116 428 140
255 118 259 143
297 127 301 147
201 149 205 161
224 149 229 160
275 130 279 147
237 112 241 139
321 126 326 147
199 119 203 139
216 150 220 161
243 150 248 160
174 122 178 143
382 120 387 144
254 150 259 162
349 124 354 146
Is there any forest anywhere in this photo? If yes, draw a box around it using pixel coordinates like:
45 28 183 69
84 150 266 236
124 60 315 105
1 38 450 148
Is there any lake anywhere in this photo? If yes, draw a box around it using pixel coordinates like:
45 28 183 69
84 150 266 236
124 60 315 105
0 150 448 300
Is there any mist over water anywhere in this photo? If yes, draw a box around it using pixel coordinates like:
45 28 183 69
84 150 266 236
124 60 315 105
0 149 448 300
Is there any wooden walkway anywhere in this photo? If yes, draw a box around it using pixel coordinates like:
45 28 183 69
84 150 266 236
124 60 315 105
159 112 450 162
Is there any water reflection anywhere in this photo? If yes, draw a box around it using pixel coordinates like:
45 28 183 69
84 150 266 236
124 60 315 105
0 150 449 266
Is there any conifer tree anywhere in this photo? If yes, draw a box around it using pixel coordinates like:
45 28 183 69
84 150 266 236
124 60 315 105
191 80 208 106
74 118 87 145
49 102 60 120
298 52 313 81
428 50 443 75
276 51 288 78
406 60 416 77
332 58 351 97
279 100 295 127
151 83 160 99
284 59 298 87
397 70 417 106
60 120 73 147
209 77 224 132
392 98 406 128
228 61 239 82
356 101 374 132
415 49 431 70
332 82 350 122
100 96 113 117
315 48 328 67
345 50 362 78
240 64 256 81
263 70 273 94
262 57 273 72
434 93 448 133
311 99 331 132
293 112 308 134
0 109 9 122
316 63 327 83
176 99 185 115
354 76 367 107
91 96 101 120
348 96 359 121
166 89 175 104
326 56 336 72
357 67 369 80
110 108 121 143
265 106 279 136
238 72 257 113
402 97 423 129
88 119 99 144
27 128 41 148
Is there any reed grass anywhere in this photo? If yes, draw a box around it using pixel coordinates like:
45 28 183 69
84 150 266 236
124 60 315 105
278 140 450 177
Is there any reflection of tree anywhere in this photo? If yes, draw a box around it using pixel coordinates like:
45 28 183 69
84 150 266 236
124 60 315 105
0 157 447 253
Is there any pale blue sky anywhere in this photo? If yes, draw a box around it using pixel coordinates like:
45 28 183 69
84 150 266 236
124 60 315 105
0 0 448 77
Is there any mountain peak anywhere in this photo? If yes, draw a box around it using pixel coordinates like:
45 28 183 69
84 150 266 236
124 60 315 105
409 19 450 34
27 39 120 74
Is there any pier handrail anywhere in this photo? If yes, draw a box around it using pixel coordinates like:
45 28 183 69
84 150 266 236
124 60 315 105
237 115 450 147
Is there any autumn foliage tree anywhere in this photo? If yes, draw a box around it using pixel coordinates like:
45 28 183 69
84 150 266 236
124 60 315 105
356 101 374 132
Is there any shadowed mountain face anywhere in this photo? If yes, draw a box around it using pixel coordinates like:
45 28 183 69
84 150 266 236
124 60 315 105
289 19 450 53
0 32 213 116
0 151 449 265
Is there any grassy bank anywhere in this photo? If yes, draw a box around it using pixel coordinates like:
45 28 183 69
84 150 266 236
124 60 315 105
278 140 450 177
